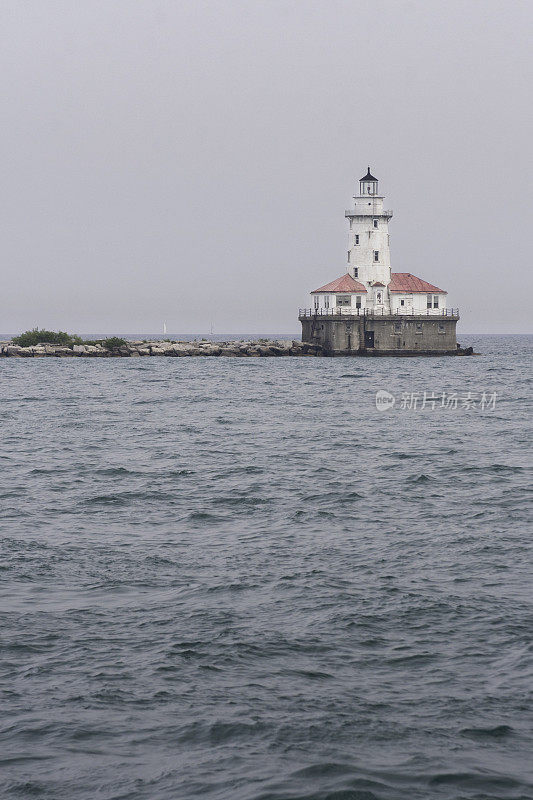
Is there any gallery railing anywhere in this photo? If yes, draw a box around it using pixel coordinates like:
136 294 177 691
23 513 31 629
298 307 459 318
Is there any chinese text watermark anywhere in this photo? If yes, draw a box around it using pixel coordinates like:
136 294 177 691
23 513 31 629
375 390 497 412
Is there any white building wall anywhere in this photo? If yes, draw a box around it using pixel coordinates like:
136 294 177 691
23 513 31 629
389 293 447 314
312 293 368 312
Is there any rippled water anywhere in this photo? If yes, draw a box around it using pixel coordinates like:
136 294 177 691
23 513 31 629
1 335 532 800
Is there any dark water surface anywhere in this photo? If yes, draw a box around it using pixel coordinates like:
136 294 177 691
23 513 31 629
1 335 532 800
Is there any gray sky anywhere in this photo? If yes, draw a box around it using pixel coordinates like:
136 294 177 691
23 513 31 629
1 0 531 334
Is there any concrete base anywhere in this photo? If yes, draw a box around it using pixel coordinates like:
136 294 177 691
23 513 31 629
300 314 459 356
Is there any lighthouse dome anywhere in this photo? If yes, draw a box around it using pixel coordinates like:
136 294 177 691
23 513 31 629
360 167 378 182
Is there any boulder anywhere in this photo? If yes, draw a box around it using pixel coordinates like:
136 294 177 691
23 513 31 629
301 343 322 355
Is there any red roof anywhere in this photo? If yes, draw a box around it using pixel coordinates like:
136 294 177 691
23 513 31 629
372 281 386 287
389 272 447 294
311 273 367 294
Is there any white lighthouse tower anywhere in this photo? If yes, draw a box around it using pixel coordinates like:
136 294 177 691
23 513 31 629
345 168 393 310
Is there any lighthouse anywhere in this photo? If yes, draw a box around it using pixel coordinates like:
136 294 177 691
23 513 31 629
299 168 459 355
346 168 393 303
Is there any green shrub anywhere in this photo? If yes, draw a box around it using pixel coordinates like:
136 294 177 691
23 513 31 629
12 328 83 348
103 337 128 350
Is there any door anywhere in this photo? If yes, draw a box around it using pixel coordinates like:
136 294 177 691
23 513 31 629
364 330 374 348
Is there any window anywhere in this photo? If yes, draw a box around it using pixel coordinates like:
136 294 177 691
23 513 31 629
374 251 379 262
347 251 350 262
415 322 423 334
433 295 439 308
394 321 402 333
400 299 405 307
355 295 361 309
427 294 432 309
313 295 319 309
438 323 445 334
324 296 330 309
354 234 359 245
376 292 382 303
373 219 378 229
336 295 351 306
354 268 358 277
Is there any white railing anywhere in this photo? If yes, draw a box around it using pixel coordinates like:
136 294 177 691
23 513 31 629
300 307 459 318
345 209 393 216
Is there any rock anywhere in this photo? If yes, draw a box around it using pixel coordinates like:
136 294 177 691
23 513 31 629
0 336 321 358
301 343 322 355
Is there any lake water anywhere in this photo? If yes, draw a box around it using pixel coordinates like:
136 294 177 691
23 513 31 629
1 335 532 800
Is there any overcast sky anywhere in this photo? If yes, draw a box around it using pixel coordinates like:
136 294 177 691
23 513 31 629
1 0 531 334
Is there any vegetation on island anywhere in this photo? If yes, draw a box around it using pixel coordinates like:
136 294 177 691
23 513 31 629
12 328 83 348
12 329 129 350
102 337 128 350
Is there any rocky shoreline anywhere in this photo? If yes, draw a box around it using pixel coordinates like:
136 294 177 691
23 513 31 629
0 339 322 358
0 339 476 358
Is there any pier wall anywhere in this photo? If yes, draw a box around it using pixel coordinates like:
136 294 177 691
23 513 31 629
301 315 458 355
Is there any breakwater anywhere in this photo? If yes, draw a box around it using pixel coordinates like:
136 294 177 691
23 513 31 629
0 339 321 358
0 340 476 358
